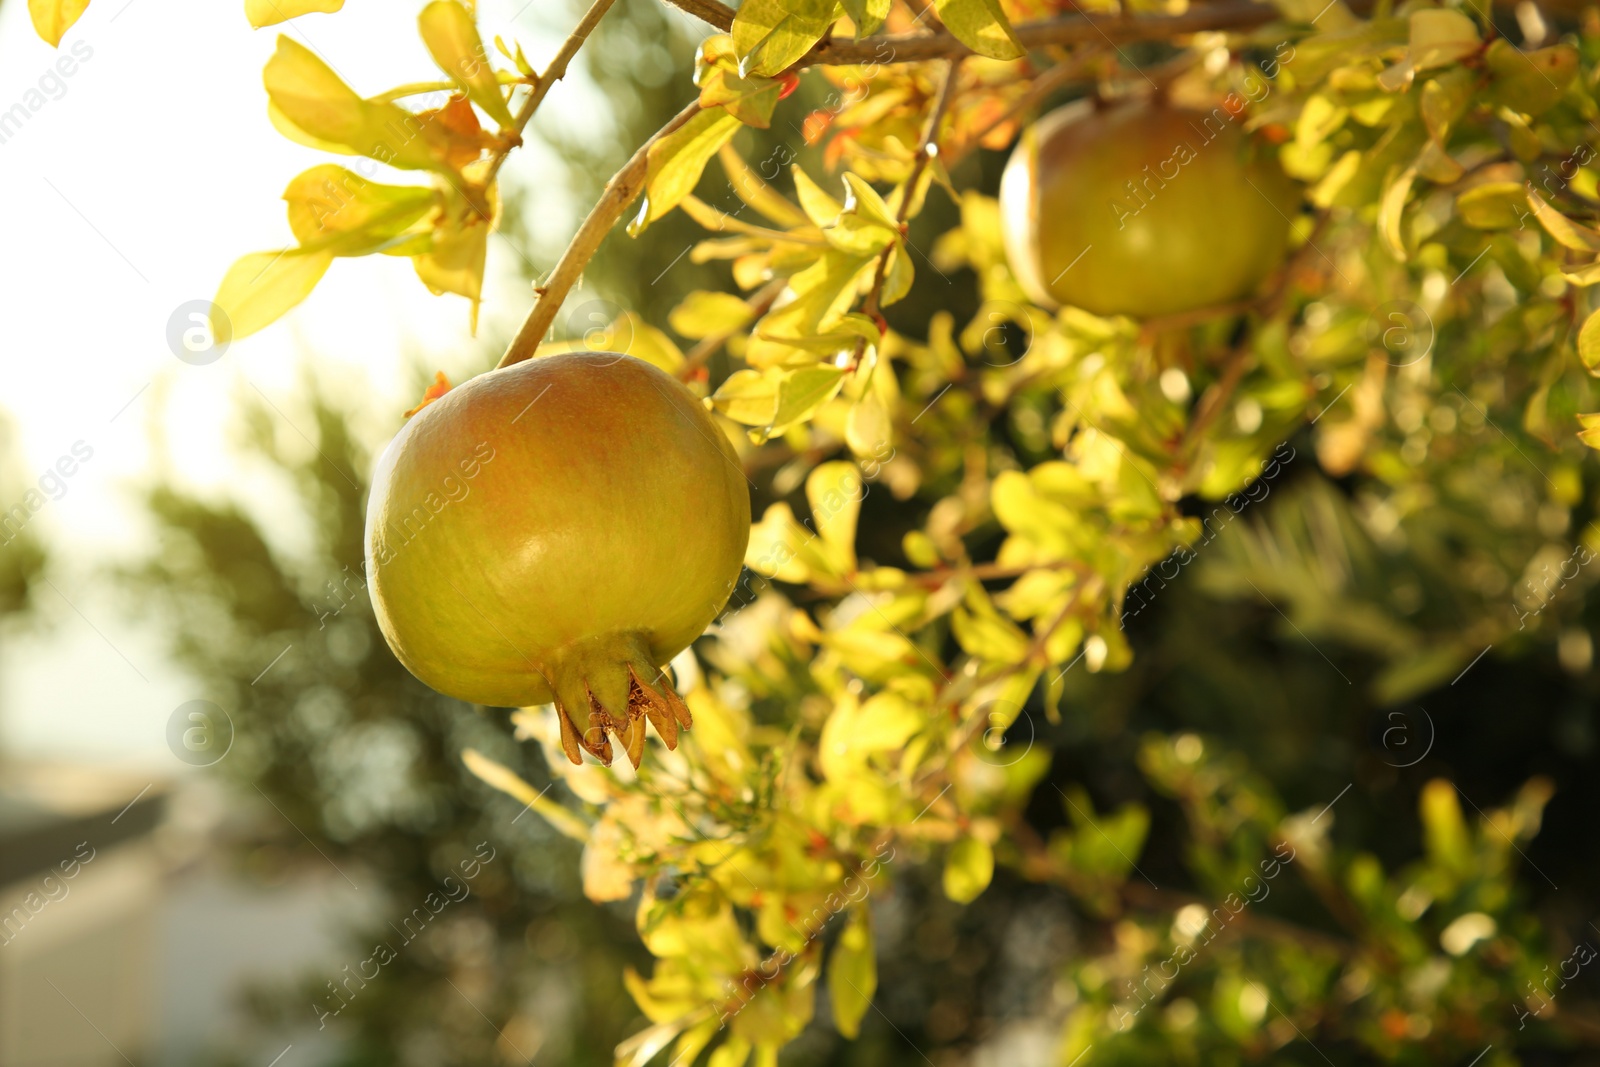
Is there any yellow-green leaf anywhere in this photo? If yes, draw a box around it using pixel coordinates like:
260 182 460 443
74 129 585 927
1578 310 1600 374
842 173 898 231
745 502 826 581
881 241 914 305
700 68 783 128
414 192 491 318
943 836 994 903
719 144 811 228
1420 778 1471 876
284 165 437 255
951 604 1030 661
1528 187 1600 252
1420 68 1472 144
29 0 89 46
1408 8 1479 71
845 390 890 460
713 369 782 426
807 461 864 565
841 0 890 36
823 213 898 256
708 1036 752 1067
1295 94 1348 149
670 290 755 339
1378 166 1416 260
1455 182 1525 230
1579 412 1600 449
829 906 876 1038
773 365 846 429
245 0 343 29
819 690 921 780
933 0 1024 61
759 250 877 339
1562 260 1600 287
731 0 839 78
634 108 743 232
697 43 784 129
267 101 355 156
793 166 845 228
264 37 440 171
263 37 389 156
213 249 335 341
1415 139 1463 184
418 0 514 127
1486 39 1578 116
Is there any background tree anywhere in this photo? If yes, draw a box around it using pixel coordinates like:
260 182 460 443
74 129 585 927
0 415 46 636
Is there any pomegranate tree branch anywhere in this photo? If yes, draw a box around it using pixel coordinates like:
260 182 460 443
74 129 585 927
851 57 959 367
1181 344 1255 454
809 2 1278 63
904 59 961 219
499 99 704 369
658 0 1279 61
906 557 1091 589
485 0 621 186
659 0 735 31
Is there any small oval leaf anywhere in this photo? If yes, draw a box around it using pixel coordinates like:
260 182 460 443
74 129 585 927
1578 310 1600 374
418 0 514 127
245 0 343 29
213 249 335 340
29 0 90 46
943 836 994 903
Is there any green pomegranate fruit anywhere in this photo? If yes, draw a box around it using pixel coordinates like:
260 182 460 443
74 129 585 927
999 98 1299 319
364 352 750 768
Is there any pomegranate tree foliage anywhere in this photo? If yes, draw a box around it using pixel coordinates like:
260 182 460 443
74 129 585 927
52 0 1600 1060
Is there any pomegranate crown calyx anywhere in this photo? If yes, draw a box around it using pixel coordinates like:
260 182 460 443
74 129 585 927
404 371 454 418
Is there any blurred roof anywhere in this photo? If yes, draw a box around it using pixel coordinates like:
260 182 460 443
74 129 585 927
0 763 168 886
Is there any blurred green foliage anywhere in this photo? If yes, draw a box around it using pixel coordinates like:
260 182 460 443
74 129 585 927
0 417 46 625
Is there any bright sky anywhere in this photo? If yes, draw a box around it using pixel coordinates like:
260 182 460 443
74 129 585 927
0 0 678 766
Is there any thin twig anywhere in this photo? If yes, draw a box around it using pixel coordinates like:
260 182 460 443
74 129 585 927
499 99 704 369
1170 213 1336 464
660 0 735 30
850 58 961 369
1180 344 1255 453
906 557 1090 589
485 0 620 187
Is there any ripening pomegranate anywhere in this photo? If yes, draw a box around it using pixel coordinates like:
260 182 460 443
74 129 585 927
365 353 750 768
1000 98 1299 319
